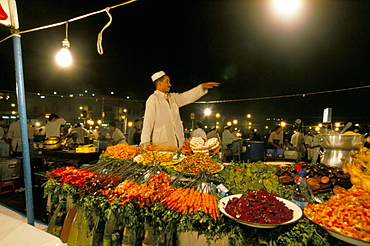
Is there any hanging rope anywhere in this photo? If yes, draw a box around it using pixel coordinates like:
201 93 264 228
97 7 113 55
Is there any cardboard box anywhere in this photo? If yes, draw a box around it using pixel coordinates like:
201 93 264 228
76 145 97 153
0 144 9 157
0 158 21 181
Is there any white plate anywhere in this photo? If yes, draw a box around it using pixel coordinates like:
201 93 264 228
218 194 302 228
325 228 370 246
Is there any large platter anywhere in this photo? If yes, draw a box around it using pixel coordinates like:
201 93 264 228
174 161 224 175
304 211 370 246
133 151 185 166
218 194 302 229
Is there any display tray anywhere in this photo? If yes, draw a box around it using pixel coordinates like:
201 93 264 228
304 211 370 246
133 151 185 166
218 194 302 229
173 162 224 175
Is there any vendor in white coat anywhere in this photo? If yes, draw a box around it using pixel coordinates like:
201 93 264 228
45 114 66 139
141 71 219 147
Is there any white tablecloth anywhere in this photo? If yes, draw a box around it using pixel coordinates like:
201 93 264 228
0 209 64 246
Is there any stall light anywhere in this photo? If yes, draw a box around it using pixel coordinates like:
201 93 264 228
45 114 50 119
204 108 211 116
37 93 40 96
216 122 219 125
85 90 88 93
281 121 286 127
227 121 232 126
53 92 57 95
233 119 238 125
87 119 94 125
355 123 360 127
127 96 130 99
96 120 102 125
69 94 74 97
318 123 323 128
35 122 41 127
80 114 84 117
246 114 252 118
40 96 45 99
92 93 95 97
265 126 269 129
121 116 126 119
79 106 84 110
248 126 252 129
335 122 341 127
123 109 127 113
335 127 340 131
272 0 302 16
236 132 242 137
315 127 320 132
215 113 221 118
204 125 208 129
56 23 72 66
111 91 114 95
11 111 17 114
128 122 133 127
249 122 252 126
11 103 15 107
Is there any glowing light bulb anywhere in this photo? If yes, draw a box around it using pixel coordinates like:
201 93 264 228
273 0 302 16
56 39 72 66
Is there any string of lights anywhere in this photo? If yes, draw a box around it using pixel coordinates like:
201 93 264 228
1 84 369 105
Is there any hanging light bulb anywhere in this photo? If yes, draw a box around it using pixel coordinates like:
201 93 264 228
56 22 72 66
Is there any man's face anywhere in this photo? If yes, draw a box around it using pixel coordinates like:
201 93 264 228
158 76 171 93
135 121 142 127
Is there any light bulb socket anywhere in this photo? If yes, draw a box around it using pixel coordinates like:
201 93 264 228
61 38 70 48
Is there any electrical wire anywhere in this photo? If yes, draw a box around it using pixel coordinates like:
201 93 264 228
194 84 370 104
0 0 138 51
97 8 113 55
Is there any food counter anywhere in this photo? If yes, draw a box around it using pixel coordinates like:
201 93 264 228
31 148 101 167
43 137 370 246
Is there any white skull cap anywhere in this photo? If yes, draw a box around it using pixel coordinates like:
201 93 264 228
151 71 166 82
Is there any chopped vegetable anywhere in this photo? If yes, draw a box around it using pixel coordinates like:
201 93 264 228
225 189 293 224
304 186 370 242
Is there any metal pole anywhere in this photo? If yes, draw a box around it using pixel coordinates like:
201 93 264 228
12 32 35 226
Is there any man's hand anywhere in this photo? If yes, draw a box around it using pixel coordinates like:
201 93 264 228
202 82 220 89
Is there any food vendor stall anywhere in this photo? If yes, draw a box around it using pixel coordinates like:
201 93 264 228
42 136 370 246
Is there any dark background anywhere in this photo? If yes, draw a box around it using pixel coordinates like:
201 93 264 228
0 0 369 128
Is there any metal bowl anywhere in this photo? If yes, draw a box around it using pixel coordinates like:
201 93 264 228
320 134 364 150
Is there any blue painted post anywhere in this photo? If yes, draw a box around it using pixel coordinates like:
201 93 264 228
12 33 35 226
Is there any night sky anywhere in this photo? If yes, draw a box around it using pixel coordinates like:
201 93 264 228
0 0 369 127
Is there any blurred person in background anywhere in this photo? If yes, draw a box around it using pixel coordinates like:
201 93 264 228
0 116 5 144
290 128 306 160
268 125 284 149
74 123 89 144
109 122 127 145
207 126 221 143
128 119 142 145
45 114 66 139
193 121 207 139
305 129 322 164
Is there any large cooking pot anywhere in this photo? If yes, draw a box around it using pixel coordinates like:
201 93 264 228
320 134 364 167
43 137 62 150
321 134 364 150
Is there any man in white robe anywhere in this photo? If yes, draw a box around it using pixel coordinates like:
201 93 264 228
141 71 219 147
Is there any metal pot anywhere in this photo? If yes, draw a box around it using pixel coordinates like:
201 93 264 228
320 134 364 150
43 137 62 150
320 134 364 167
